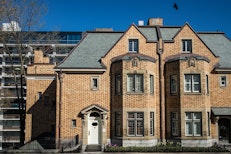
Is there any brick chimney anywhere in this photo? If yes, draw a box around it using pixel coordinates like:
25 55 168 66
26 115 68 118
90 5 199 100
147 18 163 26
34 49 49 63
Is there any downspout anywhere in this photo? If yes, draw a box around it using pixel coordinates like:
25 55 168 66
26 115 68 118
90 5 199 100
156 26 165 142
58 69 63 149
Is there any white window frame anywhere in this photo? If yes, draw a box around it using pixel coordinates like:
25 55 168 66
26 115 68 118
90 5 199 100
91 76 99 90
184 74 201 93
185 112 202 136
171 112 178 136
182 39 192 53
127 74 144 93
220 76 227 87
128 39 138 52
170 75 177 94
127 112 144 136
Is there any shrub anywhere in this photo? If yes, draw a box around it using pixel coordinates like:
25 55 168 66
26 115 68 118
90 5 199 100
104 143 230 153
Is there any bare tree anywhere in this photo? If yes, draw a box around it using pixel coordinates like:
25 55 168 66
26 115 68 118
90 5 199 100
0 0 58 146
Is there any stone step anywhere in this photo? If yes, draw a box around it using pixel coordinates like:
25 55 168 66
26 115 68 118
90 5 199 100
85 144 101 152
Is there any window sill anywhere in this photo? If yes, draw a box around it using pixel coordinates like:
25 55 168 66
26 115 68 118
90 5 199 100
184 92 201 95
126 92 144 95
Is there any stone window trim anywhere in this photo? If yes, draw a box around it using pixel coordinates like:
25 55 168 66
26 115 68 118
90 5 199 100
91 76 100 90
128 39 139 53
185 112 202 137
127 112 144 136
184 74 201 93
182 39 192 53
71 119 76 128
220 75 227 87
150 112 154 136
127 74 144 93
150 74 154 95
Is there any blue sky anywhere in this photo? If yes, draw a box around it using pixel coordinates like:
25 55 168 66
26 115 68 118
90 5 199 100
42 0 231 39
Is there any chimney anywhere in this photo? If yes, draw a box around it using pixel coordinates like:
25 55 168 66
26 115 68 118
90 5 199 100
147 18 163 26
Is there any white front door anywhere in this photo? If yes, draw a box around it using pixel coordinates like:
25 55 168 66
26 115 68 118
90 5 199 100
88 117 100 144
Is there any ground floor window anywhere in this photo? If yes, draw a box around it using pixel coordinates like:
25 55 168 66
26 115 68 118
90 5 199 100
150 112 154 135
115 112 122 136
171 112 178 136
185 112 202 136
127 112 144 136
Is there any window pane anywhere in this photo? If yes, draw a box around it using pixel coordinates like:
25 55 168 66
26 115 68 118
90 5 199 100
128 113 135 118
193 112 201 120
136 120 144 135
194 122 201 135
127 75 134 92
135 75 143 92
186 122 192 135
128 120 135 135
185 113 192 120
136 112 143 119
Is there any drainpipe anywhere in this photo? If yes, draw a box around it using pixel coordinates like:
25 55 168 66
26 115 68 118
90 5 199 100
156 26 165 142
58 69 63 149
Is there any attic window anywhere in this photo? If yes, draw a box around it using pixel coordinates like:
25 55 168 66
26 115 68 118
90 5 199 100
129 39 138 52
182 39 192 53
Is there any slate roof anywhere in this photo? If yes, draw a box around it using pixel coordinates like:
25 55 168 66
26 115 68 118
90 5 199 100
198 33 231 68
56 25 231 69
57 32 123 69
211 107 231 116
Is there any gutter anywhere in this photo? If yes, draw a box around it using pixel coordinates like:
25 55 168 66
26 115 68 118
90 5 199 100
58 69 63 149
156 26 165 142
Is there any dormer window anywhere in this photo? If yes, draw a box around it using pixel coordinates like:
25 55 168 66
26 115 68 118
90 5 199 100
182 39 192 53
129 39 138 52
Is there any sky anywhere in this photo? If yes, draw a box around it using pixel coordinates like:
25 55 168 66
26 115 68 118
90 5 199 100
41 0 231 39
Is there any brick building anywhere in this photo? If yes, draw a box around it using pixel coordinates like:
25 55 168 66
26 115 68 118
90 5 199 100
25 18 231 150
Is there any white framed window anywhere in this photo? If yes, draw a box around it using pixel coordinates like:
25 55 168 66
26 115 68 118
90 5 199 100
115 75 121 95
170 75 177 94
150 112 154 136
182 39 192 53
115 112 122 136
150 75 154 94
91 76 99 90
171 112 178 136
220 76 227 87
127 112 144 136
127 74 144 93
129 39 138 52
185 112 202 136
71 119 76 128
184 74 200 93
